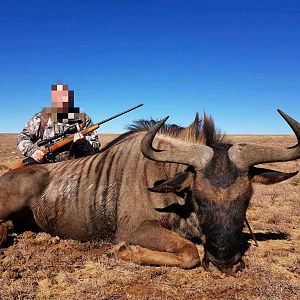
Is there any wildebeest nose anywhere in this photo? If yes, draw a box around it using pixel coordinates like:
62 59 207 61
202 251 244 275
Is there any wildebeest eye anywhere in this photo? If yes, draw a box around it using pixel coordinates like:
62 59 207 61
150 180 188 199
148 170 193 193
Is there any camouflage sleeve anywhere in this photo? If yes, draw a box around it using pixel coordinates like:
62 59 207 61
16 113 41 157
72 113 100 158
83 113 101 150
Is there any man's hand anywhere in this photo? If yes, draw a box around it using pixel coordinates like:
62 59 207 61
73 132 85 144
32 149 45 162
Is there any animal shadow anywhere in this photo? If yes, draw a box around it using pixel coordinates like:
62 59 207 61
243 231 289 242
241 231 289 254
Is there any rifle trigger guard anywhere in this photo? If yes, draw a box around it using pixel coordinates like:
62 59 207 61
45 146 56 163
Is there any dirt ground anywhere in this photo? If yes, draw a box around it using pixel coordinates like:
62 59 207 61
0 133 299 299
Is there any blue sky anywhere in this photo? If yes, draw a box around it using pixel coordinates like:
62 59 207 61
0 0 299 134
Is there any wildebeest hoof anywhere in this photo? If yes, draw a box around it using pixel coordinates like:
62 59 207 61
107 241 130 259
0 224 8 247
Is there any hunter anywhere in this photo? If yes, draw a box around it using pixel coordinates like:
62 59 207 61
17 84 100 163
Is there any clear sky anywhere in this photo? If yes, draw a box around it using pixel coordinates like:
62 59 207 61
0 0 299 134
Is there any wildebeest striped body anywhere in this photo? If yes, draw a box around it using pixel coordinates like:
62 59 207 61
1 110 300 275
14 133 192 242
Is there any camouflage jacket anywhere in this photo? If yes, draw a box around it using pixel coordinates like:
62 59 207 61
17 110 100 162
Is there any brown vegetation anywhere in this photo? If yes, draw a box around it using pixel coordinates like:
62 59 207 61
0 134 299 299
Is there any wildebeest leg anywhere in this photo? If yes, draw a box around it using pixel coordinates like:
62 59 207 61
0 166 49 246
111 221 200 269
0 223 8 247
0 220 13 247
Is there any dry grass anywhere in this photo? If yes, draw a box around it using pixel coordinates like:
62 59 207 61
0 133 299 299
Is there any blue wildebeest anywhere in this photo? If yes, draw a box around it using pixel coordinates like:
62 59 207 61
0 109 299 275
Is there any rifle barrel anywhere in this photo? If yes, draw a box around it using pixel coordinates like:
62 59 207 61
96 103 143 126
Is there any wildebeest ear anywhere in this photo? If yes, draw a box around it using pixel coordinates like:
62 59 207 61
250 167 298 185
148 170 193 193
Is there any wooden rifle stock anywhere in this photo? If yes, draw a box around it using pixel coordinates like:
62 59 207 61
11 103 143 170
43 124 99 154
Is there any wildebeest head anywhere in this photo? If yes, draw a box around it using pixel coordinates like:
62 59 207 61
141 110 300 275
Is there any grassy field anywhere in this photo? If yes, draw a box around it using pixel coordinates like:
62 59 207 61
0 133 299 299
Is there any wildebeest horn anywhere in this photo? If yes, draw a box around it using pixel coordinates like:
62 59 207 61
141 116 213 170
229 110 300 170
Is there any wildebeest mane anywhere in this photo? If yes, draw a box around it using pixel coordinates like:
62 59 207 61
101 113 229 152
126 119 184 137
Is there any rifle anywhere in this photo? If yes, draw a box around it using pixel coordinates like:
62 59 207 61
12 103 143 170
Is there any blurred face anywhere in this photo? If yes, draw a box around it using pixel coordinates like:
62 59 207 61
51 84 74 112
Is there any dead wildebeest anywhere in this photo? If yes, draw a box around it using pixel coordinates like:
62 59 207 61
0 109 299 275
